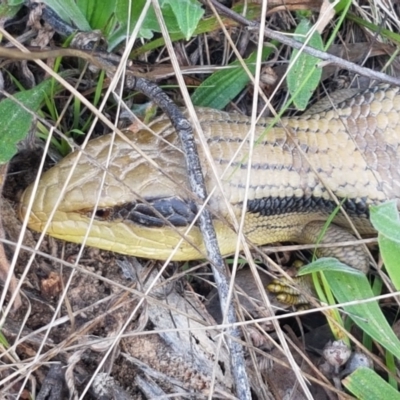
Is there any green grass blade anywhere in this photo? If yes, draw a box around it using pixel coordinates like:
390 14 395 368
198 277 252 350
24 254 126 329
343 367 400 399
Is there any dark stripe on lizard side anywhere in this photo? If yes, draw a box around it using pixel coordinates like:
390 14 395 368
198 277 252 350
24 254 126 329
245 196 369 218
86 194 370 228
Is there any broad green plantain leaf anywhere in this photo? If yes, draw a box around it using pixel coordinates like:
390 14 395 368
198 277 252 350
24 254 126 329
0 79 60 164
299 258 400 359
370 201 400 242
130 3 262 57
192 47 272 109
166 0 204 40
343 367 400 399
0 2 22 19
287 18 323 110
378 235 400 290
115 0 180 40
370 201 400 290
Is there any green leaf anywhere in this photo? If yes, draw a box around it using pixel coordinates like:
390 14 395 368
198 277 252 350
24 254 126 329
347 13 400 46
298 257 363 276
287 19 323 110
386 351 398 388
0 79 59 164
378 235 400 290
343 367 400 399
6 0 24 5
130 2 262 57
166 0 204 40
334 0 352 13
0 330 9 347
0 3 21 19
115 0 181 41
301 258 400 360
42 0 91 31
370 201 400 243
115 0 153 39
192 47 272 109
76 0 116 33
370 202 400 289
